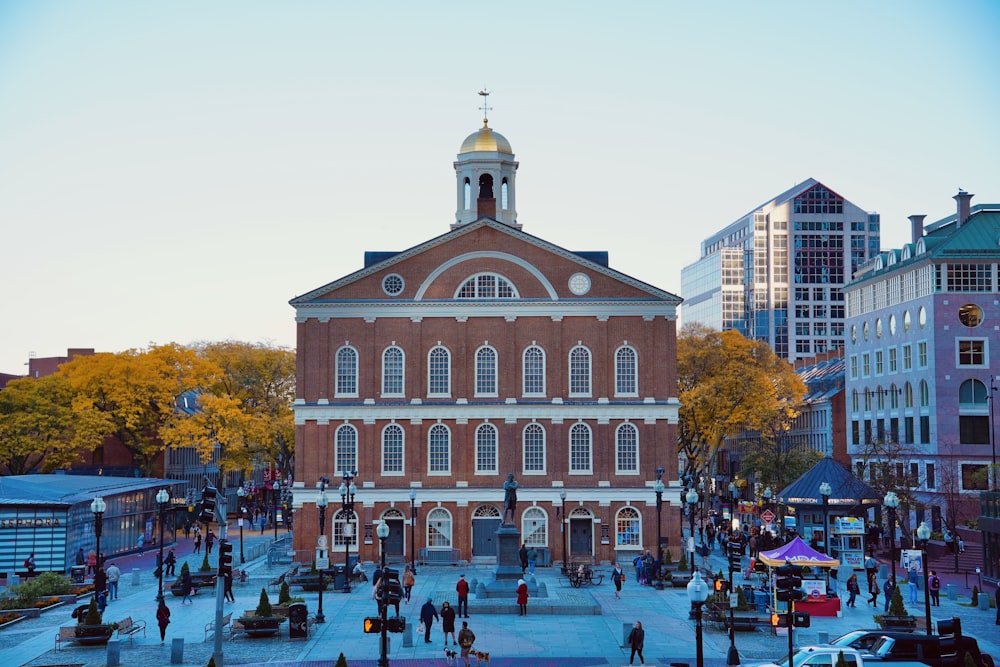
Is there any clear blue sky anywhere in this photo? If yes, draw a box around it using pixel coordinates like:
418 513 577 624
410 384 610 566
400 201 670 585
2 1 999 374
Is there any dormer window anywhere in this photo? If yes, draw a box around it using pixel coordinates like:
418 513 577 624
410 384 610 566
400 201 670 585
457 273 518 299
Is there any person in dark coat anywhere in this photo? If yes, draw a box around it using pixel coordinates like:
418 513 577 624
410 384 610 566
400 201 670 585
883 577 895 613
516 578 529 616
93 566 107 598
518 543 528 574
181 567 194 604
455 574 469 617
224 570 235 603
156 599 170 644
627 621 645 665
165 549 177 576
419 597 439 643
440 601 457 646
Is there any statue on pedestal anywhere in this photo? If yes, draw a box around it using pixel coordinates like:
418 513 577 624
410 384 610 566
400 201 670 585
503 473 518 525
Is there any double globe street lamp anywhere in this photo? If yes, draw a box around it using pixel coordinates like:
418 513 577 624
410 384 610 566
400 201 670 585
155 488 169 602
91 496 106 574
654 473 665 589
686 486 699 573
340 472 358 594
237 487 247 564
884 490 900 585
316 482 329 624
687 570 711 667
376 519 391 667
917 521 932 634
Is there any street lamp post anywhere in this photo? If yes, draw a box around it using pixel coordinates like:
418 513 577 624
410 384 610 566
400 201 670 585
273 481 280 541
340 472 358 594
686 487 699 573
884 491 900 585
376 520 390 667
917 521 932 634
316 482 329 624
155 488 169 602
90 496 106 574
237 487 246 564
819 482 831 557
687 570 711 667
409 490 418 576
654 471 665 590
559 489 567 571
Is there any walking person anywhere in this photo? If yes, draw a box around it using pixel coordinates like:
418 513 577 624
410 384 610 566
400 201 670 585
457 620 476 667
87 550 97 575
94 566 107 601
846 573 860 608
181 566 194 604
456 573 470 617
883 577 895 613
516 578 529 616
165 549 177 576
224 569 235 603
867 577 879 607
105 562 121 600
527 546 538 574
864 554 878 589
193 532 202 554
402 566 415 603
518 543 528 574
206 529 215 554
929 570 941 606
627 621 645 665
907 563 919 604
24 553 36 576
611 561 625 599
419 596 438 643
441 601 457 646
156 599 171 645
75 548 86 568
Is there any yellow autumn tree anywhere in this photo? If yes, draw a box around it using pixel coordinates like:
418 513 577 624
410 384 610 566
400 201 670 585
62 343 222 475
0 373 81 474
677 324 805 481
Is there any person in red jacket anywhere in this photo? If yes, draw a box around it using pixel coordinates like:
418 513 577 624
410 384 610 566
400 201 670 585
456 574 470 618
516 578 528 616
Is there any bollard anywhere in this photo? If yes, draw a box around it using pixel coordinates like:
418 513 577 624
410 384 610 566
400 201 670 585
402 618 414 647
131 568 141 586
6 572 18 587
470 577 478 591
537 582 548 598
106 639 121 667
978 593 990 610
945 583 958 600
171 637 184 664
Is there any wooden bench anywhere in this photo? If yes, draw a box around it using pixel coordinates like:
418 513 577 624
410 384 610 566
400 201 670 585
229 620 248 640
205 612 233 640
268 564 300 592
115 616 147 643
55 626 77 651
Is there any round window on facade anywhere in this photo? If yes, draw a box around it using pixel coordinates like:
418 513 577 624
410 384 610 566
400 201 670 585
903 310 912 332
958 303 983 327
382 274 404 296
568 272 592 296
918 306 927 328
863 321 870 341
876 318 883 338
889 314 897 335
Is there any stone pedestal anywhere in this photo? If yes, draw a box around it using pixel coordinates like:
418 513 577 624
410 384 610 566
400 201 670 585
494 524 522 580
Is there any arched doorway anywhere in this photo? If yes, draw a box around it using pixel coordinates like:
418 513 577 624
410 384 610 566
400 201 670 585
569 507 594 561
381 508 405 558
472 505 502 559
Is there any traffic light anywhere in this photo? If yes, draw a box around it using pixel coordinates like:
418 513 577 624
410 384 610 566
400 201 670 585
385 617 406 633
218 539 234 577
775 562 804 602
727 541 743 573
199 485 218 524
363 617 381 633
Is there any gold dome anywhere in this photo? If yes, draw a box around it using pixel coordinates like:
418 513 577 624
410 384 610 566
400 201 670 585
459 120 513 154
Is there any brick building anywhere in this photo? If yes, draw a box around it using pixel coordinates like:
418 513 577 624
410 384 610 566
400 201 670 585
288 115 684 567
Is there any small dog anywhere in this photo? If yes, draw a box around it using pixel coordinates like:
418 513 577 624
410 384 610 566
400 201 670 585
469 649 491 667
444 647 457 666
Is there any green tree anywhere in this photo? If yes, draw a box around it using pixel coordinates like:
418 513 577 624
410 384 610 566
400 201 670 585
255 587 273 617
888 583 908 616
0 374 79 474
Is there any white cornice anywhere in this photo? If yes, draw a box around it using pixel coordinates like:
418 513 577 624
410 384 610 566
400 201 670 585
293 401 680 424
294 300 678 322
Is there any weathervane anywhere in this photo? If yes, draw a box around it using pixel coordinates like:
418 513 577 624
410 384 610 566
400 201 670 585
478 88 492 125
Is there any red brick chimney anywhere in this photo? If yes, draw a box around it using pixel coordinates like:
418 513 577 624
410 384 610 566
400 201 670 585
477 196 496 219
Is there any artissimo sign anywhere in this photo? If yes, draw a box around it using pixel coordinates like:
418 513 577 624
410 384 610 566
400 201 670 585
0 518 62 528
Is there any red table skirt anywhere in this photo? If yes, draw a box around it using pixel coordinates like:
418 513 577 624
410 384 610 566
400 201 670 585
796 596 841 616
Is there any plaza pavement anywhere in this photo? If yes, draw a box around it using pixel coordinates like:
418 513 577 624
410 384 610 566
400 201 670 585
5 531 999 667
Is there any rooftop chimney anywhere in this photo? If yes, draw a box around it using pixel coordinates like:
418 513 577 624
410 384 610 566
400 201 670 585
908 215 926 244
953 189 974 228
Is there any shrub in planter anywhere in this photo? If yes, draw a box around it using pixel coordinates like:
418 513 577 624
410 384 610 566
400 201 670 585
664 549 673 565
199 551 212 572
678 553 688 571
255 588 273 618
335 654 348 667
887 585 908 617
971 585 979 606
84 596 103 625
279 581 292 606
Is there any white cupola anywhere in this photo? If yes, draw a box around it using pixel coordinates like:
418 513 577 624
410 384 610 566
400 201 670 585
453 112 519 229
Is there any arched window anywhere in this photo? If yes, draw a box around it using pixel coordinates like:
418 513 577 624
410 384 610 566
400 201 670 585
523 423 546 473
428 423 451 473
476 423 498 474
382 424 404 474
569 345 591 397
428 346 450 396
919 380 930 407
382 346 404 396
616 507 641 547
875 386 885 411
523 345 545 396
426 507 452 548
889 384 900 410
478 173 493 199
616 423 639 473
904 382 914 408
615 346 638 396
501 178 509 210
336 346 358 397
334 508 358 549
851 389 859 413
335 424 358 474
522 507 548 546
456 273 518 299
959 379 988 406
463 178 471 210
569 422 592 473
959 379 989 444
475 346 498 396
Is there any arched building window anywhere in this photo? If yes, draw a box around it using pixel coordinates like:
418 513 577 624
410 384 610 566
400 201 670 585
334 508 358 549
427 508 452 548
522 507 548 546
428 346 451 397
616 423 639 473
382 346 404 396
382 424 404 474
616 507 641 547
523 345 545 396
569 422 592 473
475 345 498 396
336 346 358 397
615 345 637 396
569 345 591 397
429 423 451 473
476 423 498 474
523 423 546 473
335 424 358 474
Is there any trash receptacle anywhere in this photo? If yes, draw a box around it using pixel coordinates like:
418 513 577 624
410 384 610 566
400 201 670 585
71 565 86 583
288 603 308 639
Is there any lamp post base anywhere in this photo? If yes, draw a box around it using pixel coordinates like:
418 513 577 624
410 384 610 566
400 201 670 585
727 644 741 666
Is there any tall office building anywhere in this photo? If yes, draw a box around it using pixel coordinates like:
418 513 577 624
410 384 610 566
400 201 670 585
681 179 880 362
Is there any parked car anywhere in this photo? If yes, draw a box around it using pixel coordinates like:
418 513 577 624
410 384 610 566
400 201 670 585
753 645 928 667
825 631 995 667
